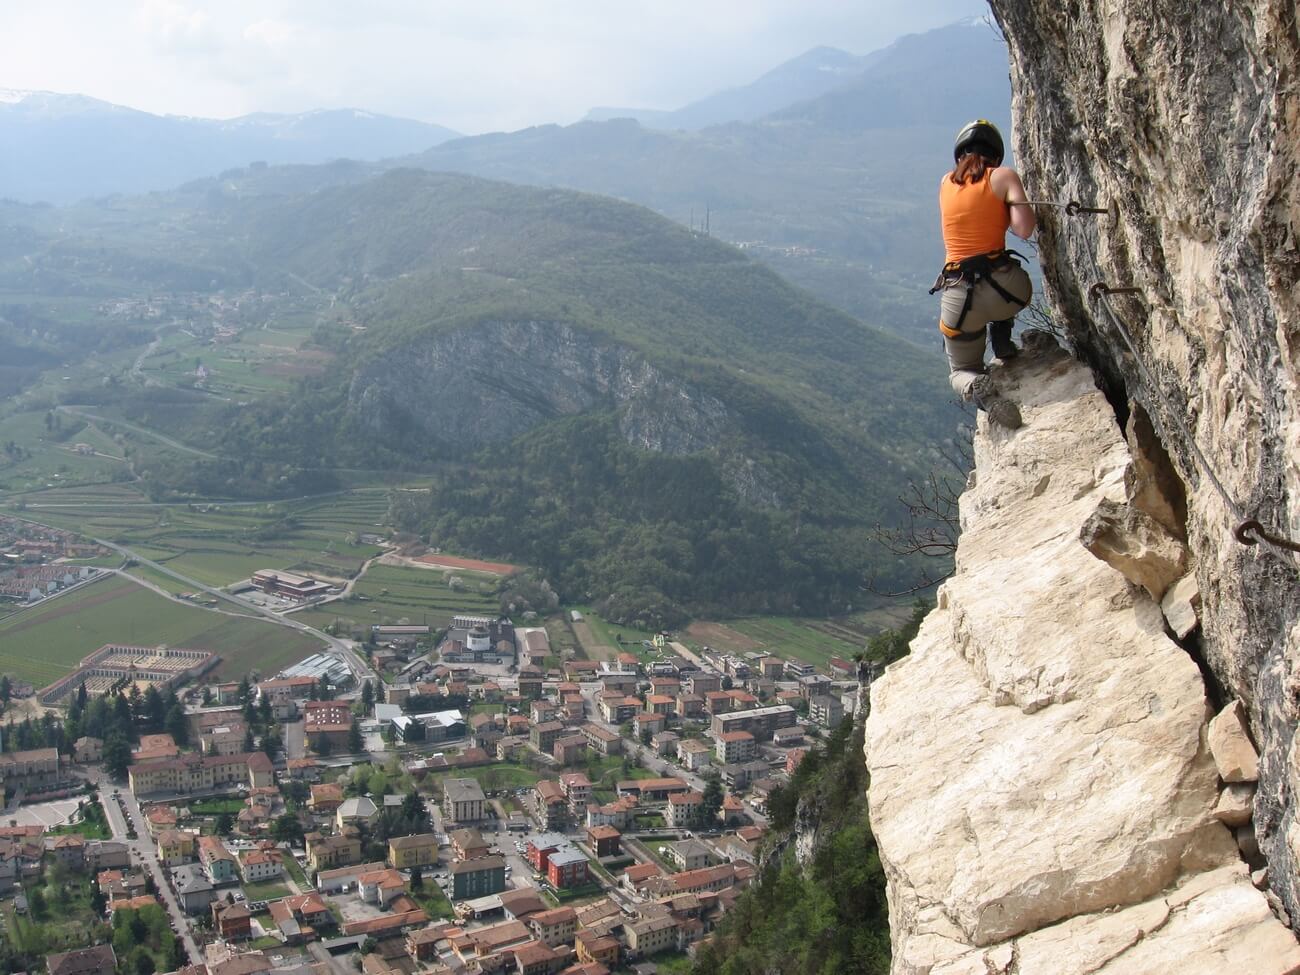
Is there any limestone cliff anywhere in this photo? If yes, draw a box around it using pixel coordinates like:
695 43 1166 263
994 0 1300 915
865 2 1300 967
346 319 782 506
866 337 1300 972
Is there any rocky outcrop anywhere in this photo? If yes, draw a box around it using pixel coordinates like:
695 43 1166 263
864 340 1300 972
987 0 1300 922
346 319 782 505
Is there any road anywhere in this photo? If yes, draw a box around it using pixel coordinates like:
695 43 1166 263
284 719 306 761
99 780 201 963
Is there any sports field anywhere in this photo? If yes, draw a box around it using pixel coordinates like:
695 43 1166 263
0 573 325 687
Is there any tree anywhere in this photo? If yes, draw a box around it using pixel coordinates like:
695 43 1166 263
142 686 165 732
132 947 156 975
699 772 724 827
258 694 273 728
271 814 303 845
0 674 11 705
237 676 251 703
216 813 234 835
168 933 188 968
165 705 189 746
261 729 282 762
410 866 423 890
315 733 333 757
29 887 46 918
282 780 309 807
242 728 256 753
103 733 131 780
318 675 330 700
360 680 374 710
400 789 423 821
367 770 390 797
201 687 213 705
348 718 364 754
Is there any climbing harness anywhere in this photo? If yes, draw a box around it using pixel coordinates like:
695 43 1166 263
931 248 1030 338
1089 282 1300 562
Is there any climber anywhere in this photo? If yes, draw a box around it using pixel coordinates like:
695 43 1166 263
932 119 1036 429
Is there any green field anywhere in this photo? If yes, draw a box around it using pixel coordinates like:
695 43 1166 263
295 560 499 635
678 604 912 670
19 488 396 589
0 573 324 686
242 880 292 901
0 409 134 495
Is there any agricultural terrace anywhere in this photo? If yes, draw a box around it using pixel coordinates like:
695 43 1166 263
19 488 393 588
0 573 323 687
136 318 334 399
293 559 500 636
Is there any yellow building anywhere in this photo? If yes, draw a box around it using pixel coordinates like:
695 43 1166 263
387 833 438 869
156 829 196 867
128 752 273 798
306 830 363 873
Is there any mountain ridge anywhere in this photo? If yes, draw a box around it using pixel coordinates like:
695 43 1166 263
0 89 459 204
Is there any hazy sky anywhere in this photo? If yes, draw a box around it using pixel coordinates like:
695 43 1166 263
1 1 986 133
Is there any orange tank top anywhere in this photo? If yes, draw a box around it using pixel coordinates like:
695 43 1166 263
940 172 1009 263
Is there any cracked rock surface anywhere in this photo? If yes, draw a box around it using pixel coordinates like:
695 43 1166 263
864 343 1299 973
988 0 1300 921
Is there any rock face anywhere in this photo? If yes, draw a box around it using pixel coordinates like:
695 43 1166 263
986 0 1300 929
346 319 782 505
864 341 1300 972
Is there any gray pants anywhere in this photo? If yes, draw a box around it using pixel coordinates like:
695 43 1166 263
939 264 1033 399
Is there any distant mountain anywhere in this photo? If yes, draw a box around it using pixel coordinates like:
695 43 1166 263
0 168 955 621
410 19 1012 343
0 89 459 204
584 45 874 130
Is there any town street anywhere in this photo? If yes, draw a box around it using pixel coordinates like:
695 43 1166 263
98 781 201 962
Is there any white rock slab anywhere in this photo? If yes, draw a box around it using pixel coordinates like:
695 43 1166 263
866 344 1240 961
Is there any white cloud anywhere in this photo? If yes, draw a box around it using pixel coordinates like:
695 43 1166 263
0 0 986 131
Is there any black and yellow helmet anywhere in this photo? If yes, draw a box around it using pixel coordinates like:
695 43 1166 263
953 119 1004 166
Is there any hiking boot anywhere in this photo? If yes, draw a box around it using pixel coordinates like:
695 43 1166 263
989 320 1019 360
968 373 995 406
968 373 1023 429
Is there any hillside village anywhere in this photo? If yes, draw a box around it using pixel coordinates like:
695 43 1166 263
0 602 865 975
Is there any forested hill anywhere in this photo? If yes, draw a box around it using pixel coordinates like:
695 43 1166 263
1 167 958 622
212 169 956 621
